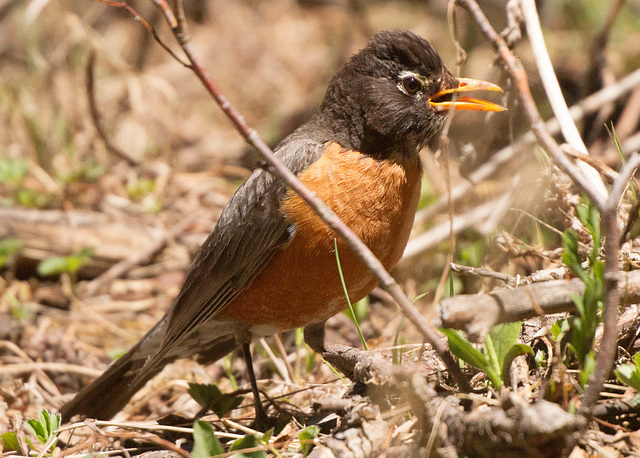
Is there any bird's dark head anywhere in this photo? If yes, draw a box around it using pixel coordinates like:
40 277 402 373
319 30 504 158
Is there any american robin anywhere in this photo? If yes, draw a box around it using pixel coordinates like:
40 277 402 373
61 30 504 424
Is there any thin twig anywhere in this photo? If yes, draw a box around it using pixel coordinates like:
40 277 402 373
86 50 139 166
96 0 188 67
521 0 608 197
0 362 103 377
561 144 619 183
83 216 194 296
450 263 513 284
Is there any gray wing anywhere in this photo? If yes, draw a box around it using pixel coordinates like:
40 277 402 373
137 136 327 371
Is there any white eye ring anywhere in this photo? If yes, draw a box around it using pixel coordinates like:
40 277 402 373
398 71 426 96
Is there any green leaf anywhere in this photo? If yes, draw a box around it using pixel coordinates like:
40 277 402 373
487 321 522 374
188 383 223 408
25 418 45 442
441 328 501 387
192 420 224 458
1 432 21 452
561 229 587 282
501 344 534 385
38 256 71 276
299 425 320 457
483 333 500 378
230 433 267 458
580 351 596 388
188 383 244 418
24 410 59 452
37 247 93 277
550 319 569 341
0 238 22 268
615 362 640 392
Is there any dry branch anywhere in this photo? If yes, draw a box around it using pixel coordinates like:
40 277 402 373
436 270 640 340
0 208 163 277
437 276 582 340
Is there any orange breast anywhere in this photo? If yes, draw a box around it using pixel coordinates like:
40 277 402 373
217 142 422 332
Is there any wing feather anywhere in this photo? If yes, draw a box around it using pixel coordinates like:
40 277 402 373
135 137 327 374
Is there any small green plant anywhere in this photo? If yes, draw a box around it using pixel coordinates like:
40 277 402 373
299 425 320 457
38 246 94 284
615 352 640 392
228 432 270 458
126 176 162 213
126 176 156 200
58 159 104 185
15 187 52 208
187 383 244 417
0 157 28 184
24 410 60 455
8 293 30 321
1 410 61 455
555 198 603 386
192 420 224 458
442 321 532 388
0 238 22 268
0 157 53 208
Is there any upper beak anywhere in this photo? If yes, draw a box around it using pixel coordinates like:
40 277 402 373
429 77 506 112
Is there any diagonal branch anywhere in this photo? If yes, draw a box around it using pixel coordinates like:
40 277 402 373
521 0 608 197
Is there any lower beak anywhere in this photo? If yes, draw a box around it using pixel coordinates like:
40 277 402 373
429 77 506 112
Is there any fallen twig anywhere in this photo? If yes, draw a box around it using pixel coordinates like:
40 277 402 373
0 208 163 277
436 269 640 341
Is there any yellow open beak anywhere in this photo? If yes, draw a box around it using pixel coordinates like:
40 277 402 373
429 77 506 112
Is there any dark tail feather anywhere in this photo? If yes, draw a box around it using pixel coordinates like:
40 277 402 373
60 339 157 422
61 333 239 422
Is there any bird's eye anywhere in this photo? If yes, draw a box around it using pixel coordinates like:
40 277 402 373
401 75 423 95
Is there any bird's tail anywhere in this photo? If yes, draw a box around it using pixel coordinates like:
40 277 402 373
60 319 238 422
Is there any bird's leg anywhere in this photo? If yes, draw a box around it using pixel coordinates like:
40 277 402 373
304 321 326 354
241 342 270 430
